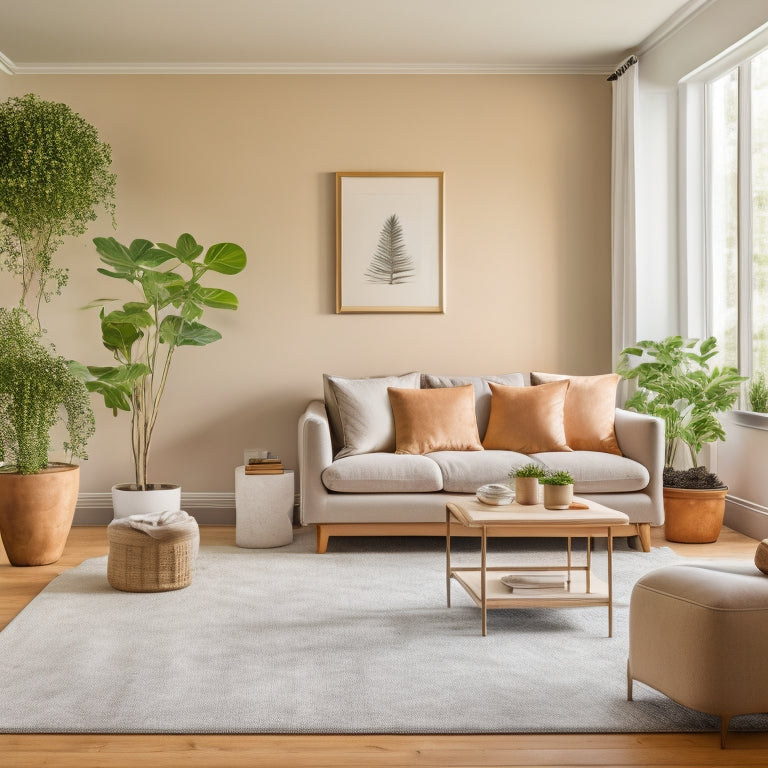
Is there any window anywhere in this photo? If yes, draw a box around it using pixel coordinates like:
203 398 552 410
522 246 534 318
704 46 768 377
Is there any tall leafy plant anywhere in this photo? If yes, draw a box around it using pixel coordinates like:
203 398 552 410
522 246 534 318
616 336 745 472
0 93 116 321
0 307 95 474
86 234 247 490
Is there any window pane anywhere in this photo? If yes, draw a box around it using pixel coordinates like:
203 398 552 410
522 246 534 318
709 69 739 369
753 49 768 374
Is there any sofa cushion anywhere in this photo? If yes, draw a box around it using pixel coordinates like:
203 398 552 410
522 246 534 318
531 371 622 455
483 380 572 454
323 372 420 459
530 451 650 493
321 453 444 493
388 384 483 454
428 450 536 493
421 373 525 440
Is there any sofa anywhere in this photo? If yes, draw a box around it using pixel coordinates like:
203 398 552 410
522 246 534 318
298 372 664 553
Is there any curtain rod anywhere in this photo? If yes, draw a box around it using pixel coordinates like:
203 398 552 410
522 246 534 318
607 55 638 82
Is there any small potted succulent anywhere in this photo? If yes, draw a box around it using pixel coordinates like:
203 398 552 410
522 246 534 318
539 470 575 510
509 463 547 505
617 335 744 542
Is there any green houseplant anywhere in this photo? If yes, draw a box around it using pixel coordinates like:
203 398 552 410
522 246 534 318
747 371 768 413
0 93 116 321
616 335 745 542
0 307 95 564
85 233 247 515
0 93 114 565
509 463 547 505
539 470 575 510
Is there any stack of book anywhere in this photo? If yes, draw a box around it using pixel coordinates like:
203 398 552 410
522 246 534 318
499 572 568 592
245 453 284 475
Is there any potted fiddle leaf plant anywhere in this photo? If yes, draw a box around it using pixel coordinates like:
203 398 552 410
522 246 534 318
85 233 247 517
616 336 745 543
0 93 114 565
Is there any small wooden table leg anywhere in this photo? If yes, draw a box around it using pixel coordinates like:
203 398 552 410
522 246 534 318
607 526 614 638
481 525 487 637
446 507 452 607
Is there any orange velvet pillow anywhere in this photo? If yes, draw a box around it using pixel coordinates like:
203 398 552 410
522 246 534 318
388 385 483 455
530 372 622 455
482 380 571 453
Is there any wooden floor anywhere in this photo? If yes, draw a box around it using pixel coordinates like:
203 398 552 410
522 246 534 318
1 525 767 767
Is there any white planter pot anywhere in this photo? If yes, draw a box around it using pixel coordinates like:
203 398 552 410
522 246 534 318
111 483 182 519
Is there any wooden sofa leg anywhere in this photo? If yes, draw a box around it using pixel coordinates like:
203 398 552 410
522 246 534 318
316 525 330 554
637 523 651 552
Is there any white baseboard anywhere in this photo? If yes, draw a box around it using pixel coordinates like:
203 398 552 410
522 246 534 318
75 492 301 526
724 494 768 541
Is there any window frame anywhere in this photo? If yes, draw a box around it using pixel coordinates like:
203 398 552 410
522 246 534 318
680 25 768 385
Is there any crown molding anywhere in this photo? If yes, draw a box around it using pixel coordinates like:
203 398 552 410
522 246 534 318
0 50 15 75
635 0 719 57
0 60 612 76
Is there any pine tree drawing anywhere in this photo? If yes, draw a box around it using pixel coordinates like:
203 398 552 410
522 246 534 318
364 214 415 284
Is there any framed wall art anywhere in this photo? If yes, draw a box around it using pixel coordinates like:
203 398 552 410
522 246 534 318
335 171 444 313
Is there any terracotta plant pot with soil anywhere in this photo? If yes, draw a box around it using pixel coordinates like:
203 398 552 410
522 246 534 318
662 486 728 544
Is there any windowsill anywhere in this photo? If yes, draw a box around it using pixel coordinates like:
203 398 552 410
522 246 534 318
729 410 768 431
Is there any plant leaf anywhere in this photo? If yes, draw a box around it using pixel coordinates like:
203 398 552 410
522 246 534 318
193 287 239 310
204 242 247 275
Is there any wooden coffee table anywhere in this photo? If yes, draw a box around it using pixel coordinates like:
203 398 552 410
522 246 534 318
446 497 629 637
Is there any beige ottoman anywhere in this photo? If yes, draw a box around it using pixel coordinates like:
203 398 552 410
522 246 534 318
628 562 768 747
107 511 199 592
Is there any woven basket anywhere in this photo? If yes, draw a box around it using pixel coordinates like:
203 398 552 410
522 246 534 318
107 522 199 592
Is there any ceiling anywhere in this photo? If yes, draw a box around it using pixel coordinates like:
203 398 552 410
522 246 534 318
0 0 714 76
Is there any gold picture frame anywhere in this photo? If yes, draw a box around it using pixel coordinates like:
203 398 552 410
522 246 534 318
335 171 445 313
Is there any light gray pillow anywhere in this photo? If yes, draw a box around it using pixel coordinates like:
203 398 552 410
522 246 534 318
421 373 525 440
323 372 420 458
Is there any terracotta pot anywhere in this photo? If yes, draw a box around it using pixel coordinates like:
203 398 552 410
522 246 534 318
515 477 540 505
543 483 574 510
111 483 181 519
662 486 728 543
0 463 79 566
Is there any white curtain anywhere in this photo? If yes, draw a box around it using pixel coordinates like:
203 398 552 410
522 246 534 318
610 56 639 374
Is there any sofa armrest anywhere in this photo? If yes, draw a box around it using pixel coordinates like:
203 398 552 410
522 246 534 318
614 408 665 524
298 399 334 525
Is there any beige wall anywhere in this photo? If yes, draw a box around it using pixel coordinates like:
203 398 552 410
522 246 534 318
0 74 611 495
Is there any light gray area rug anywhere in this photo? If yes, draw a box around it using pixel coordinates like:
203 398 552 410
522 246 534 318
0 529 765 735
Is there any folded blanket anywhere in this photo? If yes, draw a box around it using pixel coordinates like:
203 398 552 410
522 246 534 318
108 510 199 557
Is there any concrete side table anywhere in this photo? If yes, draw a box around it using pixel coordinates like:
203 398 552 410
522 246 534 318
234 467 294 548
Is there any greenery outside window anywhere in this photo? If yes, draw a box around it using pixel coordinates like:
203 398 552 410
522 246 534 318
689 38 768 408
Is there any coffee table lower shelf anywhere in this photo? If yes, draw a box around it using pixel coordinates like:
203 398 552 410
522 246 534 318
451 569 609 611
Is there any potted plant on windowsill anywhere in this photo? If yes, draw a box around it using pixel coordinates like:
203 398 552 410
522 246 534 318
616 336 745 543
84 233 247 517
0 93 115 565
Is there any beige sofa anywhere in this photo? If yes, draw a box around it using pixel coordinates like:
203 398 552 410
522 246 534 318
298 372 664 553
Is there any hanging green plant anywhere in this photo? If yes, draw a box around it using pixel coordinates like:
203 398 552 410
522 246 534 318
0 307 95 474
0 93 116 318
